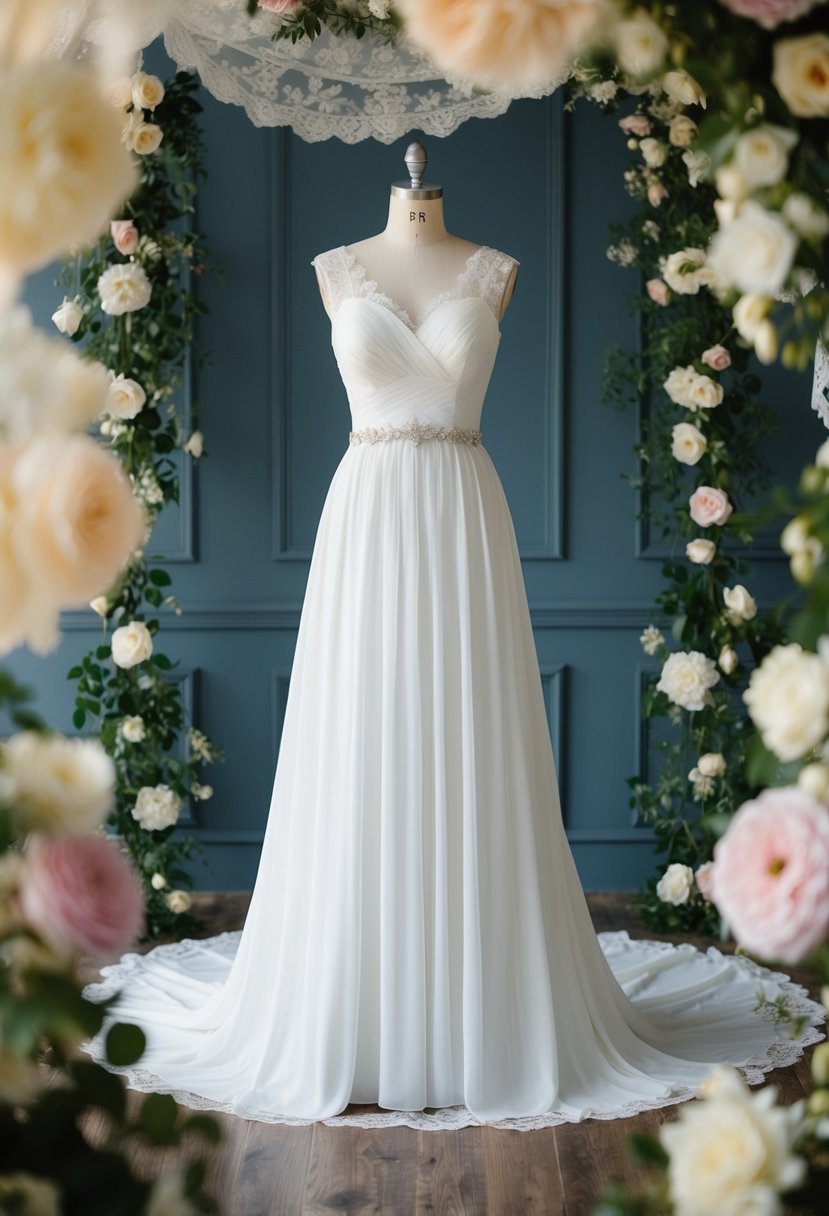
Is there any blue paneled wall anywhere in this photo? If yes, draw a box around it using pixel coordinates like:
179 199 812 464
9 44 822 891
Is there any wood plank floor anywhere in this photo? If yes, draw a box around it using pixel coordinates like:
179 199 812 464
77 892 826 1216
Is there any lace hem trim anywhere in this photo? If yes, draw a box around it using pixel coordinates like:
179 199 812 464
78 929 827 1133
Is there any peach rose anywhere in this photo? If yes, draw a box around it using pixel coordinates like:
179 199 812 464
647 181 668 207
11 435 145 607
689 485 733 528
708 786 829 963
701 344 731 371
110 220 138 256
646 278 671 306
694 860 715 900
398 0 607 93
619 113 652 136
19 833 145 961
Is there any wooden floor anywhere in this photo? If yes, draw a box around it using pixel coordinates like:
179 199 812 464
78 892 825 1216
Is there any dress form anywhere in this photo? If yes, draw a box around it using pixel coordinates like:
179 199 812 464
314 141 518 325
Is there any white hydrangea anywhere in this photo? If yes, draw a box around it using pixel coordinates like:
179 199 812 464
657 651 720 712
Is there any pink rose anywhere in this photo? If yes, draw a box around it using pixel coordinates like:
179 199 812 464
695 860 715 900
619 114 652 136
719 0 821 29
647 182 668 207
701 344 732 371
19 833 145 961
689 485 733 528
646 278 671 306
258 0 300 9
708 786 829 963
110 220 138 256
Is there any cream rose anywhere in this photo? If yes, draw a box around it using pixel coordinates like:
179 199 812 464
129 122 164 156
97 263 152 316
753 318 778 364
106 372 146 420
612 11 668 78
682 148 711 187
1 731 114 835
671 422 707 465
668 114 697 147
663 69 706 108
773 32 829 118
698 752 726 778
708 201 797 296
131 72 165 111
782 192 829 242
150 872 168 890
687 375 724 410
687 538 716 564
89 596 108 617
662 248 711 295
723 584 758 623
111 619 154 669
719 644 739 674
656 862 694 905
184 430 204 458
121 715 145 743
689 485 733 528
132 783 181 831
165 889 192 914
0 61 136 277
744 643 829 761
715 162 750 202
640 137 667 168
734 123 798 187
733 292 772 341
664 365 699 406
657 650 720 712
798 762 829 802
51 297 83 337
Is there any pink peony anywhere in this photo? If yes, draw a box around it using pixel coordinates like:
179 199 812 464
695 860 715 900
110 220 138 256
702 344 732 371
19 833 145 961
647 182 668 207
619 114 652 137
719 0 823 29
689 485 733 528
708 786 829 963
647 278 671 306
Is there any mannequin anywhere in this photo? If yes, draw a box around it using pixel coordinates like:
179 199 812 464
314 140 518 325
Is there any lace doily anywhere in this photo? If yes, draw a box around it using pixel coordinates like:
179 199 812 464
80 928 826 1132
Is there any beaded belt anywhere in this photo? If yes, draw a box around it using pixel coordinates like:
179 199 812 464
348 419 483 447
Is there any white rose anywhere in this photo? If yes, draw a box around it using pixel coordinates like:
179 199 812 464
131 72 165 111
102 75 134 108
191 782 213 801
662 248 710 295
51 297 83 337
682 148 710 187
165 889 192 914
666 115 695 148
773 32 829 118
657 650 720 712
640 137 667 168
97 263 152 316
687 538 716 564
734 123 798 189
121 715 145 743
184 430 204 458
798 762 829 802
0 61 136 277
132 783 182 831
663 69 706 109
671 422 707 465
111 619 153 669
89 596 108 617
106 372 146 420
781 515 818 555
753 318 778 364
698 752 726 778
782 192 829 243
715 163 750 202
640 625 664 655
744 643 829 762
656 862 694 906
733 292 772 341
664 364 699 406
723 584 757 623
150 872 168 890
613 12 668 78
661 1066 806 1216
708 201 797 296
687 374 724 410
719 644 738 674
129 122 164 156
0 732 114 834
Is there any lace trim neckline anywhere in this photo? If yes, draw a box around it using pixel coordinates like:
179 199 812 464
339 243 492 334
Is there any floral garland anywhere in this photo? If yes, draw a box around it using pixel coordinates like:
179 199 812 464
254 0 398 41
53 68 224 941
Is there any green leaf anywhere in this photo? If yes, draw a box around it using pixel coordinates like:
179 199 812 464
106 1021 146 1066
73 707 87 730
626 1131 669 1170
149 569 172 587
139 1092 179 1141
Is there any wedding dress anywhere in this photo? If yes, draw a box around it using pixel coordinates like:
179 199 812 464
80 243 825 1131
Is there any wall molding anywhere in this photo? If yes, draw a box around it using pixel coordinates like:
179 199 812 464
178 826 656 846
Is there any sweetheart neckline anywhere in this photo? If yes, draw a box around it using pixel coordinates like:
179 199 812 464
334 292 501 341
338 243 493 335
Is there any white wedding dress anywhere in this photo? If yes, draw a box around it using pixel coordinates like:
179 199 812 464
80 244 825 1131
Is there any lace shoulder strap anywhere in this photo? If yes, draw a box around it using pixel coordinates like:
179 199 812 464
310 246 356 315
466 246 519 319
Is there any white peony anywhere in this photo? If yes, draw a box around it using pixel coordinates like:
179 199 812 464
612 11 668 78
656 862 694 905
671 422 707 465
668 114 698 147
733 292 772 341
106 372 146 420
664 365 699 406
132 783 182 832
1 731 114 834
662 248 712 295
97 263 152 316
772 32 829 118
719 644 739 674
782 192 829 243
131 72 165 111
121 715 145 743
51 297 83 336
640 625 664 655
687 538 716 565
111 619 153 669
734 123 798 188
657 651 720 712
723 584 757 623
743 643 829 762
663 69 706 108
698 752 726 778
661 1066 806 1216
0 61 136 277
708 201 797 296
640 137 667 167
165 889 192 914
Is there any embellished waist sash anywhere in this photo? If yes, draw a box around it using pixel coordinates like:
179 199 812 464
349 419 483 447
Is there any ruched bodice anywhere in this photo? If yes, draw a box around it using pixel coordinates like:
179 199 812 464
312 245 517 435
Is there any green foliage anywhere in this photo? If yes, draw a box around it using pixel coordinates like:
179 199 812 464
248 0 400 44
